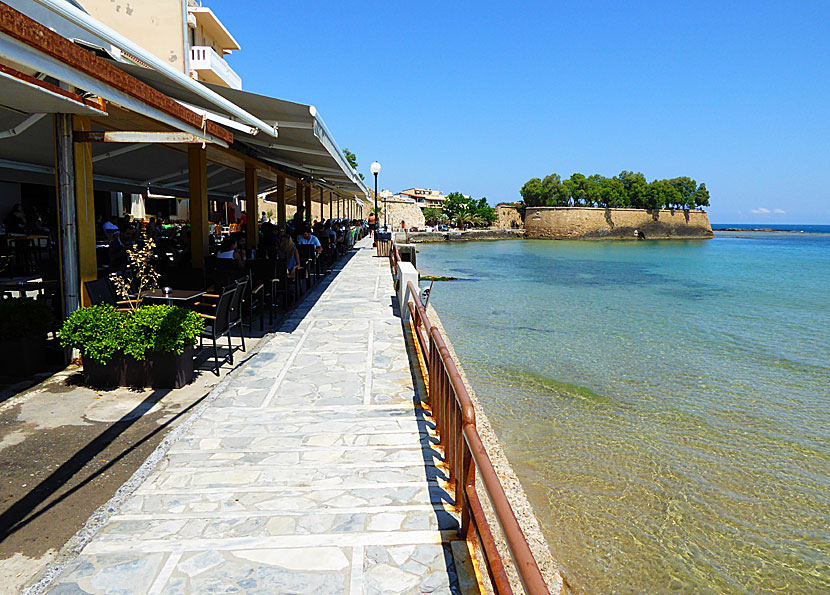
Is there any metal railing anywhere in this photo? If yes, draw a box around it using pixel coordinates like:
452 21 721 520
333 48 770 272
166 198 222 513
406 279 549 595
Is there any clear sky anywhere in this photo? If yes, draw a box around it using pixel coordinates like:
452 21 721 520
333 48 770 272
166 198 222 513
211 0 829 224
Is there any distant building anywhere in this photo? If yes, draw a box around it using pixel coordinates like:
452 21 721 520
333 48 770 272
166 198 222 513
398 188 446 210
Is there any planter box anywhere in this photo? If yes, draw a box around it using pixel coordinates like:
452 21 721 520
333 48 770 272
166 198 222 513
147 346 194 389
0 336 47 377
83 346 194 389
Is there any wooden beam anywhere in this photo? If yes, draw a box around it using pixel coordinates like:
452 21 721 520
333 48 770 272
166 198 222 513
188 145 208 269
328 190 333 221
304 185 312 223
245 166 258 249
74 130 226 146
318 187 324 223
73 116 96 307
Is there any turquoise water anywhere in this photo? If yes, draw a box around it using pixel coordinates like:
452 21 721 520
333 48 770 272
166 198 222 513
416 233 830 594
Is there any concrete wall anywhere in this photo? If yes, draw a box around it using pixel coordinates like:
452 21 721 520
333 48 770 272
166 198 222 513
524 207 713 239
82 0 187 73
495 204 523 229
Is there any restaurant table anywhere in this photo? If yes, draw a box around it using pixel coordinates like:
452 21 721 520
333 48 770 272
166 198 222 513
142 288 205 306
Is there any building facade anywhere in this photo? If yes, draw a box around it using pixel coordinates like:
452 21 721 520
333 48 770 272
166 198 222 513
80 0 242 89
398 188 446 210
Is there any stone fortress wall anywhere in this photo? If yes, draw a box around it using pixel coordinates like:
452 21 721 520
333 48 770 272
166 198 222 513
375 199 426 230
495 204 523 229
524 207 713 239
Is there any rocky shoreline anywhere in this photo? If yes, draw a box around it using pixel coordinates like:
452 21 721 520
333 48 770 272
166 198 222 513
395 229 525 243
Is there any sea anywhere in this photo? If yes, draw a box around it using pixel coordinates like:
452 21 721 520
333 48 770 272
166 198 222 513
415 226 830 594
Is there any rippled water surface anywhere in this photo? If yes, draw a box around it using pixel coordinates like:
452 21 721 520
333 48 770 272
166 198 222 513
416 233 830 594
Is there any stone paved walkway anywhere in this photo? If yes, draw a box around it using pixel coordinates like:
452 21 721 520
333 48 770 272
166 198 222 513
42 238 471 594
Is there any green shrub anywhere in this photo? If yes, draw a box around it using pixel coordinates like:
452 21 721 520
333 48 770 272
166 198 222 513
59 304 126 363
60 304 204 363
0 298 56 341
124 305 204 360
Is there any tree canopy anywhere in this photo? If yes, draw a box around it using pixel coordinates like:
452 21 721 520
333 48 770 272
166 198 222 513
520 172 709 210
425 192 497 228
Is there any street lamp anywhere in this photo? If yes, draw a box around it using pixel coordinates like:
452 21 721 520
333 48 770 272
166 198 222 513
370 161 381 244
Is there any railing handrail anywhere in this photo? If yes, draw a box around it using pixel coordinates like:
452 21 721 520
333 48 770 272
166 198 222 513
405 279 549 595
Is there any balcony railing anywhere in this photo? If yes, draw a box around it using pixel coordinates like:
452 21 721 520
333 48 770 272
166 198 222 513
190 46 242 89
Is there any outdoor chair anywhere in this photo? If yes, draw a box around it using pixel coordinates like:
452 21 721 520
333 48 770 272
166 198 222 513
241 273 266 331
278 260 302 307
213 258 245 290
250 259 280 325
296 244 317 289
227 277 247 353
84 277 139 310
195 284 235 375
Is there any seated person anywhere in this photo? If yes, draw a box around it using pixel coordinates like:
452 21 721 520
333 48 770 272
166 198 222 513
297 226 322 255
216 236 245 267
108 231 128 271
102 217 118 234
4 203 27 234
279 233 300 278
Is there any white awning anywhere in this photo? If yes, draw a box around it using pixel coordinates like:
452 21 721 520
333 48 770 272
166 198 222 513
110 61 369 197
0 67 107 115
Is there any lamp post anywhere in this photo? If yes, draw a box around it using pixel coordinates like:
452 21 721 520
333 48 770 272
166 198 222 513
370 161 381 245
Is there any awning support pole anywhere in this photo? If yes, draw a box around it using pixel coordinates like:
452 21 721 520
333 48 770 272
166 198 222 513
54 113 79 319
295 182 304 221
304 185 312 224
277 175 286 230
73 116 97 306
329 190 333 221
245 166 258 250
188 145 208 270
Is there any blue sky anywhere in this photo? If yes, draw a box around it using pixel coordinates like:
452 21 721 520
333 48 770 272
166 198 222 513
212 1 829 224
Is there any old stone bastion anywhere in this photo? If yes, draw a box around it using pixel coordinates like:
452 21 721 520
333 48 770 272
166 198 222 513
523 206 713 240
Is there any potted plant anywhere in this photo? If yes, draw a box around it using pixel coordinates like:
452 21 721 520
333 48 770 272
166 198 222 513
60 228 204 388
0 297 56 377
60 304 203 388
127 305 203 388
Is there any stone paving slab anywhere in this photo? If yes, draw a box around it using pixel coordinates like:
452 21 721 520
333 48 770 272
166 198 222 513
41 239 471 594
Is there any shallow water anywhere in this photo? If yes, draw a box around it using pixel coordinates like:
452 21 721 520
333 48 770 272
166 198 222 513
416 234 830 594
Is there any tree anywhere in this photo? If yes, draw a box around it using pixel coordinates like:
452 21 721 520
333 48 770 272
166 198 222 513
618 171 648 208
568 173 588 206
423 207 443 225
440 192 496 228
596 177 625 208
542 174 567 206
442 192 472 221
519 170 710 211
694 183 710 208
474 198 497 226
342 148 365 181
520 178 547 207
